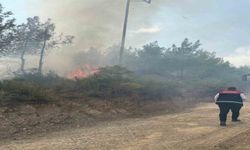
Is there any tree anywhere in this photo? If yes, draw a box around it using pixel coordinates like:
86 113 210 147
0 4 16 54
136 41 165 74
13 16 43 73
37 19 55 74
37 18 74 74
12 16 73 74
166 38 201 79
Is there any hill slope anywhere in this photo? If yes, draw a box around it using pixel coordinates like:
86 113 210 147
1 102 250 150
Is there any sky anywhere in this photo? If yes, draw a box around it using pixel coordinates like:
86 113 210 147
1 0 250 67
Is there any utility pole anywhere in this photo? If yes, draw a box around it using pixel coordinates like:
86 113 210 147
119 0 151 65
119 0 131 66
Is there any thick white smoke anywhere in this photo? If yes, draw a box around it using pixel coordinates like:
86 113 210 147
21 0 217 74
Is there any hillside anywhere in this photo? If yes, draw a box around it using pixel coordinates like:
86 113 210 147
1 102 250 150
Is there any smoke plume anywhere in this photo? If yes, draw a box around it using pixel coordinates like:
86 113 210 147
26 0 168 50
21 0 216 75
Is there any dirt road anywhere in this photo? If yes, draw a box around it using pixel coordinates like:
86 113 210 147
1 102 250 150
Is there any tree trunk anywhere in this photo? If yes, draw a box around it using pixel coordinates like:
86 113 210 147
38 28 48 75
20 40 28 74
38 39 47 74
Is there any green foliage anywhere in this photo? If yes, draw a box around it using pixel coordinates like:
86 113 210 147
136 41 165 74
0 72 77 106
0 79 49 106
15 72 75 91
73 38 249 97
0 4 16 54
1 67 178 106
75 66 180 100
126 39 249 96
76 66 134 97
136 79 180 100
16 71 61 85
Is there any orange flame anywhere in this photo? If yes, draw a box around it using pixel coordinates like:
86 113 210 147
68 64 99 79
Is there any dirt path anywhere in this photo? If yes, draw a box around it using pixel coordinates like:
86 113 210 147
1 102 250 150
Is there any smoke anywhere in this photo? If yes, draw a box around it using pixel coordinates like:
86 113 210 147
21 0 217 75
20 0 164 75
25 0 168 50
25 0 217 49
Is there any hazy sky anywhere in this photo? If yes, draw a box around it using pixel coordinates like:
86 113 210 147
2 0 250 67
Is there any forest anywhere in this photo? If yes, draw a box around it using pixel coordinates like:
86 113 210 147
0 3 249 106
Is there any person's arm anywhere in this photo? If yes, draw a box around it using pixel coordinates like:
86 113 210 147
240 93 247 101
214 93 219 103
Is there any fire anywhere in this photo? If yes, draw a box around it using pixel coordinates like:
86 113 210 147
68 64 100 79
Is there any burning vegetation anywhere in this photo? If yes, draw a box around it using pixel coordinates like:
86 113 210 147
67 64 100 79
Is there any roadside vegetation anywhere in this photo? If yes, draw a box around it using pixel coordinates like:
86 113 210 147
0 62 248 107
75 39 250 98
0 2 249 108
0 66 180 106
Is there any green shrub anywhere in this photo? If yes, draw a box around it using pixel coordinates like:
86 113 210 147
137 79 181 100
75 66 180 100
75 66 134 97
0 79 49 106
15 72 75 92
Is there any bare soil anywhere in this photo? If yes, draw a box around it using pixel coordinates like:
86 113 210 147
0 98 189 142
1 101 250 150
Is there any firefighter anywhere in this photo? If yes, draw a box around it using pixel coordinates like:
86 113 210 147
214 87 246 126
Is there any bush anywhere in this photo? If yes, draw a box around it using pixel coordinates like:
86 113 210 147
75 66 180 100
137 79 180 100
76 66 134 97
0 79 49 106
15 72 75 92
